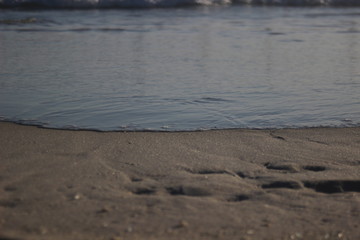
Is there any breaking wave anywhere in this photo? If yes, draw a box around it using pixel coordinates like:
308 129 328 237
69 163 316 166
0 0 359 8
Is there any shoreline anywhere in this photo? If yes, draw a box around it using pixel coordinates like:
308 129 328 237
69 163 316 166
2 1 360 8
1 119 359 133
0 122 359 240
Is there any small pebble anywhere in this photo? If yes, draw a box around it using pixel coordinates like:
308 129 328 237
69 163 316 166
246 229 254 235
261 222 270 227
98 206 110 213
111 237 122 240
73 194 81 200
240 236 252 240
39 226 47 235
102 222 109 227
177 220 189 228
290 232 302 239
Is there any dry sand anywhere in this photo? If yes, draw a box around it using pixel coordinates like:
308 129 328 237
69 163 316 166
0 122 359 240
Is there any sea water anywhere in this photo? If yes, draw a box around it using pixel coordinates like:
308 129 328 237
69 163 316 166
0 1 359 131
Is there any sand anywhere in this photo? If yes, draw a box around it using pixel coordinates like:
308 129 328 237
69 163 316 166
0 122 359 240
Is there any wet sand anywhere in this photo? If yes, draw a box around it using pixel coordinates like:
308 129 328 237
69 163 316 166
0 122 359 240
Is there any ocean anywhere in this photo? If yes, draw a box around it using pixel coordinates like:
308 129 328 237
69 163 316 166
0 1 359 131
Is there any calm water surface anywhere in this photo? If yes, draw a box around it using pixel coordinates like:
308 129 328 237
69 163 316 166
0 6 359 130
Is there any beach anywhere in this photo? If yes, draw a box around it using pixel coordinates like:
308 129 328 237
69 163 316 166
1 3 360 240
0 122 359 239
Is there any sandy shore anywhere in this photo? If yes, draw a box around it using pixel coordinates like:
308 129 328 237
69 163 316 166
0 122 359 240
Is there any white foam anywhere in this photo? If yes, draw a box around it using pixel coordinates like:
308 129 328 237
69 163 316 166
0 0 230 8
233 0 359 5
0 0 359 7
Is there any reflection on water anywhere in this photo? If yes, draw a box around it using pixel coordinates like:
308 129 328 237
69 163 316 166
344 21 360 83
0 6 359 130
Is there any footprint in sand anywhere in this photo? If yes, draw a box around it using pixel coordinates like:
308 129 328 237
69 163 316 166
3 186 17 192
227 194 251 202
166 186 212 197
302 165 326 172
264 162 299 173
0 198 21 208
303 180 360 194
265 162 328 173
186 168 236 177
261 181 302 190
131 187 157 195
